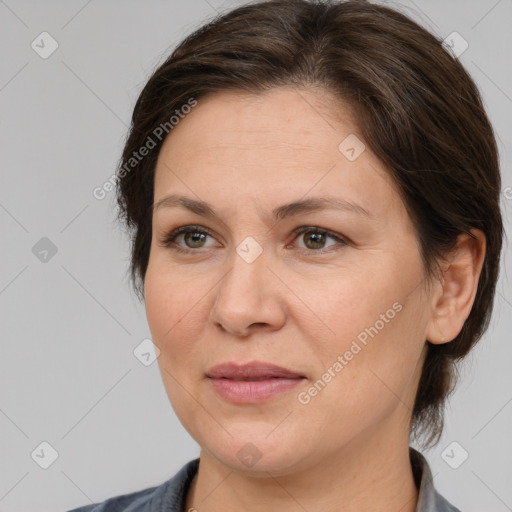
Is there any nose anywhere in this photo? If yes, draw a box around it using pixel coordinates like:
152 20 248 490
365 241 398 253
208 244 287 337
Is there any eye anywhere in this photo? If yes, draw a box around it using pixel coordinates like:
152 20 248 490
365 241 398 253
159 225 217 252
290 226 348 253
159 225 348 254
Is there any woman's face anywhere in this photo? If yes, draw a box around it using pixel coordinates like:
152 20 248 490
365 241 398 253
145 87 437 475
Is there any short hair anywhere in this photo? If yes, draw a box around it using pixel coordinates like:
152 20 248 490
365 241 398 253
115 0 504 449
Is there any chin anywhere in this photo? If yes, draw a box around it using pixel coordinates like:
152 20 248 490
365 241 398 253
201 433 313 477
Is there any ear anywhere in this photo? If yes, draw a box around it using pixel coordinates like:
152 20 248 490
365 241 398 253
426 229 486 345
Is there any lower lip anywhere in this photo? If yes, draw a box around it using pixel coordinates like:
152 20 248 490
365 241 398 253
208 377 305 404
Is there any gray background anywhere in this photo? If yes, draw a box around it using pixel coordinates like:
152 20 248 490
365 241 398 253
0 1 510 511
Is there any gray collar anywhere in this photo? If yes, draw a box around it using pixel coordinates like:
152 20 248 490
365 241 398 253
410 447 462 511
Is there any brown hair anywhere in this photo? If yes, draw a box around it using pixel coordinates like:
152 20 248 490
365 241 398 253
115 0 503 449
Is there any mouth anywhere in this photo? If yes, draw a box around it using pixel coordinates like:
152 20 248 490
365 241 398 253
206 361 306 404
206 361 305 380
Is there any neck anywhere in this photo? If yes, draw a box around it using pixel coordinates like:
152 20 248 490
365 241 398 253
185 418 419 512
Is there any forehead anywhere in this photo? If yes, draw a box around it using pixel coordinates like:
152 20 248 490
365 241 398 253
157 86 357 164
153 87 401 221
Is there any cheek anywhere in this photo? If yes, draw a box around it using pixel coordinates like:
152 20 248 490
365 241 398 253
145 255 202 331
300 262 426 408
144 263 207 368
288 261 403 349
144 266 209 434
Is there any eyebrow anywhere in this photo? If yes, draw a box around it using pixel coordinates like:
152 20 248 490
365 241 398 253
153 194 374 222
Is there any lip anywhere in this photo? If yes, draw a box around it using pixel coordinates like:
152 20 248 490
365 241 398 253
206 361 306 404
206 361 305 380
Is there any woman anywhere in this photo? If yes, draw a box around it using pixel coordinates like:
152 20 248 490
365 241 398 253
69 0 503 510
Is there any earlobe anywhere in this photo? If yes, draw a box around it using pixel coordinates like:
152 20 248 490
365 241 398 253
426 229 486 345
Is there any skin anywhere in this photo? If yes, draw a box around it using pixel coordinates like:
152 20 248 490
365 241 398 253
144 86 486 512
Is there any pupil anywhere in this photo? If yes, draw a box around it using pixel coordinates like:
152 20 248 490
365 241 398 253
185 232 205 247
306 232 325 249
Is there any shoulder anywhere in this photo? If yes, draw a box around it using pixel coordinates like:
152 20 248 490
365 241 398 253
66 458 200 512
67 486 156 512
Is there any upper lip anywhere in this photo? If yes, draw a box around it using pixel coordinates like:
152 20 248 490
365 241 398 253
206 361 305 380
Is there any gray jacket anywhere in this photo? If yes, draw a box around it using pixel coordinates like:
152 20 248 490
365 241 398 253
67 447 461 511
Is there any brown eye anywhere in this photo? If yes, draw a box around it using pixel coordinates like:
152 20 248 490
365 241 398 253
160 225 215 251
182 231 208 248
160 225 347 255
302 230 328 250
292 227 347 253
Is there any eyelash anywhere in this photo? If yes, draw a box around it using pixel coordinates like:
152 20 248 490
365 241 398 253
159 225 348 255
